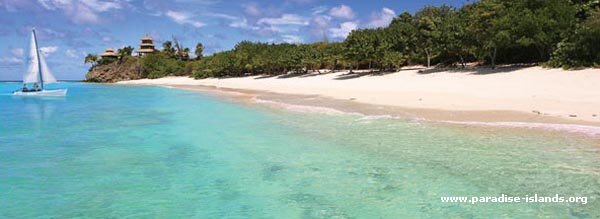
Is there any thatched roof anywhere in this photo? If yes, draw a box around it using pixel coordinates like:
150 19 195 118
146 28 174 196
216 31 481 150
100 48 117 57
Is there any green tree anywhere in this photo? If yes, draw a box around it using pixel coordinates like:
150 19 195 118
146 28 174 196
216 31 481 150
414 5 453 68
465 0 511 69
323 42 344 72
383 51 408 71
141 53 185 78
162 40 175 57
195 43 204 60
440 6 470 67
549 8 600 68
507 0 576 62
117 46 134 61
84 54 98 67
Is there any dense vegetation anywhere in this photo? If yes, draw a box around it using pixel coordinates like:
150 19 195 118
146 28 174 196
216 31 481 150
86 0 600 80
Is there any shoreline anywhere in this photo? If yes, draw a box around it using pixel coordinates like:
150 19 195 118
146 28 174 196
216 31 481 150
117 66 600 136
171 84 600 138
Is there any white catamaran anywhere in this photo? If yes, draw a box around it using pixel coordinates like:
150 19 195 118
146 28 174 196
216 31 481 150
13 29 67 96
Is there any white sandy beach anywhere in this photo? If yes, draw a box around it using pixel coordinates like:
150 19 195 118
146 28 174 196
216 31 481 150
118 66 600 124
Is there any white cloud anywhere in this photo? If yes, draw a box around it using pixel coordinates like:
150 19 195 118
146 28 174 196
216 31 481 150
204 12 237 20
368 7 396 28
229 18 259 30
102 36 113 42
166 10 205 27
230 17 282 37
311 6 328 15
329 21 358 39
40 46 58 57
258 14 309 26
312 15 331 29
11 48 24 58
38 0 122 11
80 0 122 12
308 15 331 40
65 49 78 58
282 35 303 44
0 57 23 64
243 3 261 16
36 0 124 24
288 0 314 4
73 5 100 24
329 4 354 20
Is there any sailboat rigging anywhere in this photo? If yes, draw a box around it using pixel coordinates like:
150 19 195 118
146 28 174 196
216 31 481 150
13 29 67 96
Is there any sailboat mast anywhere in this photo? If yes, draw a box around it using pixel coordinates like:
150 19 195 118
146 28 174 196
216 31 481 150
33 29 44 90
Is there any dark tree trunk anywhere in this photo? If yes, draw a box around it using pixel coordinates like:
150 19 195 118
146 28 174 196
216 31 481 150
332 60 337 73
425 48 431 68
491 47 497 69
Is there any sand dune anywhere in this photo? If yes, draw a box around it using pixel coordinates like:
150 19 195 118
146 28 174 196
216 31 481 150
118 66 600 124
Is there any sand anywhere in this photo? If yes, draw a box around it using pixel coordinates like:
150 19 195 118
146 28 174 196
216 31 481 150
117 66 600 125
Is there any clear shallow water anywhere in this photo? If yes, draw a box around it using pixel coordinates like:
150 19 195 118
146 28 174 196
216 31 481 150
0 83 598 218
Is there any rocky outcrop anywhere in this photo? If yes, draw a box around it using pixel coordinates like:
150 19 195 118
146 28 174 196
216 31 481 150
85 57 143 83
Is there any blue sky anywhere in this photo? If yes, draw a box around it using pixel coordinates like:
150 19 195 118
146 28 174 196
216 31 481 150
0 0 466 80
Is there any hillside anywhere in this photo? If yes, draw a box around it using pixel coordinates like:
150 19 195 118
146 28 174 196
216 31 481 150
85 57 142 83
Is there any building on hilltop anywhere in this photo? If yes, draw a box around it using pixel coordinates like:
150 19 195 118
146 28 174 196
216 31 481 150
100 48 118 59
137 36 156 56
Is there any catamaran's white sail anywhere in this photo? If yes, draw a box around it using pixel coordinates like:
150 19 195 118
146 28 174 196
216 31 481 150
13 29 67 96
24 31 40 84
39 52 57 84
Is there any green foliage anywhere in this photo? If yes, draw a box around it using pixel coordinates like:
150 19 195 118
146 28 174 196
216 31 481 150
98 57 117 65
415 5 454 67
159 38 191 61
84 54 98 67
117 46 134 59
572 0 600 19
195 43 204 60
162 41 175 57
141 53 186 78
549 8 600 68
194 51 239 78
383 51 408 70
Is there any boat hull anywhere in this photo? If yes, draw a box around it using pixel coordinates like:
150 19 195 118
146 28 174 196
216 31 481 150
13 89 68 96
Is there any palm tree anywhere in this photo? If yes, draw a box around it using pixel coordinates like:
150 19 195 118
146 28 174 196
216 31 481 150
84 54 98 67
117 46 134 61
182 47 191 60
195 43 204 60
162 41 175 57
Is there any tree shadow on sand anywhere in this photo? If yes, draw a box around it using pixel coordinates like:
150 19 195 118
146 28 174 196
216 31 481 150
417 64 536 75
254 64 534 80
334 67 424 80
254 75 278 79
263 71 338 79
277 72 309 79
299 71 337 78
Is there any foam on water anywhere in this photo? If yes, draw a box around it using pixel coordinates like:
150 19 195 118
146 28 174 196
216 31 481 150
253 97 362 116
440 120 600 136
253 96 600 137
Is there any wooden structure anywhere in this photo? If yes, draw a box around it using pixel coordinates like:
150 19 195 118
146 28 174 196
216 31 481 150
100 48 118 59
137 36 156 56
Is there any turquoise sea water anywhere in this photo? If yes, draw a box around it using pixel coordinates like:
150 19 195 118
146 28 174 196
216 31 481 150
1 83 599 218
